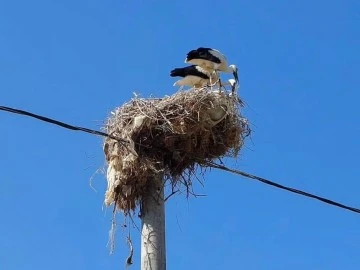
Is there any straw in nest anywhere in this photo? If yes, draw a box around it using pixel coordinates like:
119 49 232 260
103 87 250 214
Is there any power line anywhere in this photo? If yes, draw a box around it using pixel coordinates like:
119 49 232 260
207 161 360 214
1 105 359 215
0 105 129 143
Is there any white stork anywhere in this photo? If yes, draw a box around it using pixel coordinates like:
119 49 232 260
170 65 218 89
219 79 239 94
185 47 239 83
227 79 243 105
227 79 237 94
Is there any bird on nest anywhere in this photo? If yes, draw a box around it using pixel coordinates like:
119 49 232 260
170 65 218 89
227 78 243 105
170 65 238 94
185 47 239 85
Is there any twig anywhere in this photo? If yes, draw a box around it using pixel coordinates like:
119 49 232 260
126 236 134 266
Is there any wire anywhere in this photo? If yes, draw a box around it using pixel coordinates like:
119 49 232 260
206 161 360 214
0 105 129 144
1 105 359 214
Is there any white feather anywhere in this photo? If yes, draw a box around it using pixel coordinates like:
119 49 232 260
194 65 212 75
209 49 227 64
173 76 208 87
186 48 233 72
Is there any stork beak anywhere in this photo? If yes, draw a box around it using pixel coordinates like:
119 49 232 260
231 84 236 94
233 70 239 83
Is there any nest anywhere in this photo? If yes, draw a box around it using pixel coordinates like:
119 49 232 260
103 87 250 213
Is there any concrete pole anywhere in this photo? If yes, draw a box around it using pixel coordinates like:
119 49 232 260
141 173 166 270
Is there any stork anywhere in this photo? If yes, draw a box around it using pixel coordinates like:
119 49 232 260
228 79 237 94
170 65 218 89
227 79 243 105
220 79 239 94
185 47 239 83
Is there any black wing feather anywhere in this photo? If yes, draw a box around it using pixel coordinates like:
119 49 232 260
186 47 221 64
170 65 209 79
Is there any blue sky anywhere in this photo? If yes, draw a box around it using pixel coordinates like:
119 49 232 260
1 0 360 269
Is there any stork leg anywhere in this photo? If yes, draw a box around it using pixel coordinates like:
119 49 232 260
208 78 219 91
211 71 218 91
218 78 223 93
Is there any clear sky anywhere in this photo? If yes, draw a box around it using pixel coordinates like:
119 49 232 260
1 0 359 269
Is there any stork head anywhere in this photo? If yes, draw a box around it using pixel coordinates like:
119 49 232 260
228 79 237 93
228 64 239 83
228 79 236 87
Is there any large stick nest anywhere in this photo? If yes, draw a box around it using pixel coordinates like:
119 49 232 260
103 87 250 213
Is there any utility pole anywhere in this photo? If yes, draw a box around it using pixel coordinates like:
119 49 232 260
140 173 166 270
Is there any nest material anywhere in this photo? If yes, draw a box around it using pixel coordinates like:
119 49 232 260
103 87 250 213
